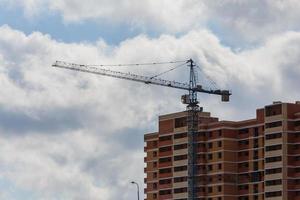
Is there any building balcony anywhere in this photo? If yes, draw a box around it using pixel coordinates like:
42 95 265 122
173 192 187 199
173 181 187 188
265 184 283 192
173 137 187 145
265 114 283 123
265 150 282 157
173 159 188 167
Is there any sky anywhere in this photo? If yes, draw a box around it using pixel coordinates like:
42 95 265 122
0 0 300 199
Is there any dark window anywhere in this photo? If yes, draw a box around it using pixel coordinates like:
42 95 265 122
174 155 187 161
208 142 213 148
265 104 282 116
159 179 171 184
159 146 172 152
174 187 187 193
266 179 282 186
218 130 222 136
174 177 187 183
238 185 249 190
265 191 282 197
218 141 222 147
266 156 282 163
265 168 282 174
266 121 282 128
174 166 187 172
239 140 249 145
266 144 282 151
159 135 172 141
239 128 249 134
174 143 187 150
175 117 187 128
207 154 213 160
218 163 222 169
174 133 187 139
159 157 172 163
295 121 300 127
218 152 222 159
266 133 282 140
159 189 172 195
218 186 222 192
254 127 259 137
159 168 171 174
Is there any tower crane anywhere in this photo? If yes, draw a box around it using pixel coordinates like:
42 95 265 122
52 59 231 200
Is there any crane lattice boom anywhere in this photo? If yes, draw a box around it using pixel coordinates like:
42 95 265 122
52 61 231 101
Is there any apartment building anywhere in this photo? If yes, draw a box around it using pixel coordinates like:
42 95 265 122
144 101 300 200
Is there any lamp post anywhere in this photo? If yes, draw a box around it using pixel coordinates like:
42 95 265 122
131 181 140 200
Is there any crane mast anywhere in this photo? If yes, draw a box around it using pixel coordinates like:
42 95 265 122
52 59 231 200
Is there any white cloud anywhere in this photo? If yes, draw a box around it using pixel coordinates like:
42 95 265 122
2 0 300 43
0 25 300 199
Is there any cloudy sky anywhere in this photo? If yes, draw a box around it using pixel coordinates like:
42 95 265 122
0 0 300 199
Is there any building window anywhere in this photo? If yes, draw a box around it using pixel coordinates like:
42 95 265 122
174 143 187 150
266 121 282 128
207 165 213 171
174 132 187 139
174 166 187 172
266 144 282 151
266 132 282 140
159 135 172 141
265 191 282 197
174 155 187 161
218 186 222 192
266 156 282 163
207 154 213 160
159 157 172 163
239 140 249 145
153 193 157 199
159 146 172 152
159 189 172 195
266 179 282 186
218 163 222 169
159 179 171 185
159 168 172 174
239 128 249 134
174 187 187 194
238 185 249 190
218 130 222 136
265 104 282 116
174 117 187 128
174 177 187 183
266 168 282 174
218 152 222 159
208 142 213 148
218 141 222 147
208 187 212 193
254 127 259 137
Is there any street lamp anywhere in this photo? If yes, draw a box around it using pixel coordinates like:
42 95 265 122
131 181 140 200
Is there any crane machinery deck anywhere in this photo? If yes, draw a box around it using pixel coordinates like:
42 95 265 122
52 58 232 200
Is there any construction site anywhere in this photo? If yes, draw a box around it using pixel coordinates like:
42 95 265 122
52 59 300 200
